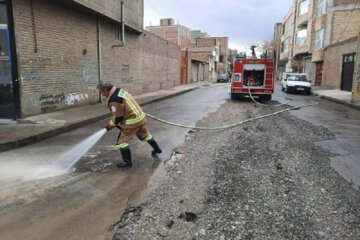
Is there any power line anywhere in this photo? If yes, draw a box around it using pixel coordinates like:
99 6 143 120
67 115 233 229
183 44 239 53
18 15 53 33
146 0 163 18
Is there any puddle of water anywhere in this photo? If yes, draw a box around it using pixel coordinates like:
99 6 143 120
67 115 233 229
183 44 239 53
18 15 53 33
0 163 67 189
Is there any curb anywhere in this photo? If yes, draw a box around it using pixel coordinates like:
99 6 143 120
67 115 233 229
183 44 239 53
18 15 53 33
314 94 360 111
0 87 198 153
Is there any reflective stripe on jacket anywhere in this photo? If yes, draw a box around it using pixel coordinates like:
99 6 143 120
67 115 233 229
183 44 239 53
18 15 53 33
107 87 145 126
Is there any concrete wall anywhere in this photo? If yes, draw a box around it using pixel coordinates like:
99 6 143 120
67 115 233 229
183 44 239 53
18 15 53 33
13 0 180 116
323 37 357 88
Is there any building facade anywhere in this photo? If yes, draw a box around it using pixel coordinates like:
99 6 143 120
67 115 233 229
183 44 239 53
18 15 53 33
188 45 217 81
277 0 360 101
279 7 295 74
273 22 283 81
0 0 181 119
146 18 191 48
191 30 209 44
196 37 229 75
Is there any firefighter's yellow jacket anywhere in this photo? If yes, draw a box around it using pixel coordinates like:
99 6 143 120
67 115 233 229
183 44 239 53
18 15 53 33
107 87 146 128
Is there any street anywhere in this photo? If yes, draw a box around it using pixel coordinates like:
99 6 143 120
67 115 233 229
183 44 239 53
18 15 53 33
0 83 360 239
0 84 227 240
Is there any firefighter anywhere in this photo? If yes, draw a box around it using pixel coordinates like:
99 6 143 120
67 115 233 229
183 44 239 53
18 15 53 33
97 82 162 168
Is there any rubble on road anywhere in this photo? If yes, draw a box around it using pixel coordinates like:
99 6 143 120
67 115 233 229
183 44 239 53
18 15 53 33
113 100 360 239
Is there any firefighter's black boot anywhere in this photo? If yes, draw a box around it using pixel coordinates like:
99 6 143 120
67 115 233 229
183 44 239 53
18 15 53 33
148 138 162 155
117 148 132 168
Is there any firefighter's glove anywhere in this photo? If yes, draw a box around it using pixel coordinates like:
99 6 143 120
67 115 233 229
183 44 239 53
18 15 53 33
105 124 113 131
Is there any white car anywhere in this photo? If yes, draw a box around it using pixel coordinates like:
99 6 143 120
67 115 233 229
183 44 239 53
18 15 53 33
281 73 311 95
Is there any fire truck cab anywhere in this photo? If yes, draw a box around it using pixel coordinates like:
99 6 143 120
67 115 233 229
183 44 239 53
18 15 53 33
231 57 274 101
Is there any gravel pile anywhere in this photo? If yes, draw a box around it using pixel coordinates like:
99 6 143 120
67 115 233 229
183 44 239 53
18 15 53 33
113 100 360 240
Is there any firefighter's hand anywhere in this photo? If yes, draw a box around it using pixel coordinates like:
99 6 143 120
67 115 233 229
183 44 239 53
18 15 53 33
105 124 113 131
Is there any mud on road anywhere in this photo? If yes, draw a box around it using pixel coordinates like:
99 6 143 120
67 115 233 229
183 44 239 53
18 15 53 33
112 99 360 240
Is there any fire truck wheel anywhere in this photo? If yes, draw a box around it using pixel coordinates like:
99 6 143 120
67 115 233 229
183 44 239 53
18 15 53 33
261 94 272 101
231 93 237 100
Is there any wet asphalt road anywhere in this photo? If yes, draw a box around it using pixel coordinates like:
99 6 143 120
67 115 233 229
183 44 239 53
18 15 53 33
0 83 359 239
0 84 228 240
273 83 360 191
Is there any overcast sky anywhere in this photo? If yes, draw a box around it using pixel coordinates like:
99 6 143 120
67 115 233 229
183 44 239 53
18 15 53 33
144 0 293 52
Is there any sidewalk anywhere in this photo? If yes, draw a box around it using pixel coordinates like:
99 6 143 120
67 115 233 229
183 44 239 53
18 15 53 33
312 87 360 111
0 82 210 152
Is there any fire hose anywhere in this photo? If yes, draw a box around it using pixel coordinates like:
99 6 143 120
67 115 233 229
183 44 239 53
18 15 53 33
145 90 318 130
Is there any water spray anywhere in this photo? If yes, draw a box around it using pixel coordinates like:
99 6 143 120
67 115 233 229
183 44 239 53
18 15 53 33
52 128 107 171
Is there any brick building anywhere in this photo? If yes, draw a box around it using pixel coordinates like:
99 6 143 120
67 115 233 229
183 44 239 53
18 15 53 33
191 30 209 44
196 37 229 75
276 0 360 101
146 18 191 48
273 22 283 80
0 0 181 119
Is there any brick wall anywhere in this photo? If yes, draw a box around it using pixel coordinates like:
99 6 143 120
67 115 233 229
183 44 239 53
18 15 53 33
13 0 180 116
331 10 360 44
334 0 358 6
14 0 100 116
196 38 217 47
72 0 143 30
146 25 191 48
353 36 360 101
100 28 180 95
323 38 357 88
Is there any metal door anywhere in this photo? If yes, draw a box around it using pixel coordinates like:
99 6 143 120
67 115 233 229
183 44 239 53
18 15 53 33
180 56 187 85
0 1 15 119
341 53 355 92
315 63 323 86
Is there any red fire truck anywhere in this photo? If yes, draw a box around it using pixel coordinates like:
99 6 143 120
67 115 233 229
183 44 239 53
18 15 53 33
230 52 274 101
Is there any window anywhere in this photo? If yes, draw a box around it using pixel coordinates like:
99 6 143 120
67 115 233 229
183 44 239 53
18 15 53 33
317 0 328 16
281 38 290 54
314 29 325 50
0 3 7 24
299 0 309 16
343 53 355 63
283 18 293 36
296 29 307 45
235 74 241 82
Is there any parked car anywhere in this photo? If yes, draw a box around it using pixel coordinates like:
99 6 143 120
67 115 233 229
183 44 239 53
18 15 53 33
217 74 229 83
281 74 311 95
